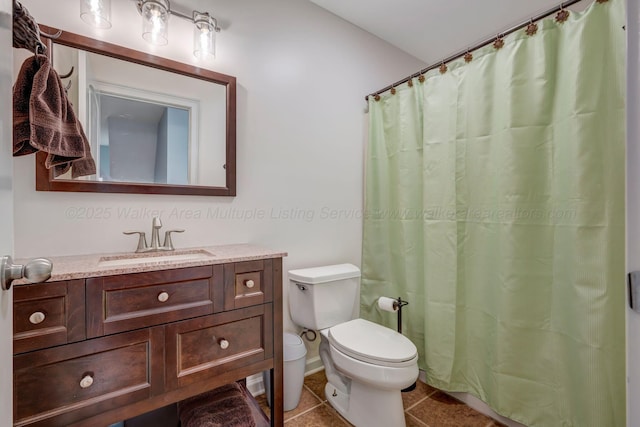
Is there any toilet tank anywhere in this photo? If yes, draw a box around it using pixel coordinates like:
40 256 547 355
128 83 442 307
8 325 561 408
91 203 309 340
288 264 361 331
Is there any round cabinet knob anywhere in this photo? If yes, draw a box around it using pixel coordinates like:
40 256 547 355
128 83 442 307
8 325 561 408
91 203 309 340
29 311 46 325
219 339 230 350
245 279 255 289
79 375 94 389
157 292 169 303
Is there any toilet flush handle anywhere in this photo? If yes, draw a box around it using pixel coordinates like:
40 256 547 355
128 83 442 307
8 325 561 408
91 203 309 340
296 283 307 291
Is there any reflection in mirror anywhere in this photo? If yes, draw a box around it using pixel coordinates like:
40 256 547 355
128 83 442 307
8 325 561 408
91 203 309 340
92 91 191 185
33 25 236 196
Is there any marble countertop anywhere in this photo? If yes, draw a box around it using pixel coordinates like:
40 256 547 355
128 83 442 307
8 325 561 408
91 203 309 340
15 244 287 284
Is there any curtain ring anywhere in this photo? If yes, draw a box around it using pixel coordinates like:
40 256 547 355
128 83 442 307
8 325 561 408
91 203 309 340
418 73 425 83
464 50 473 63
390 85 396 95
439 62 448 74
526 18 538 36
493 34 505 50
374 94 381 102
556 4 570 23
407 78 413 88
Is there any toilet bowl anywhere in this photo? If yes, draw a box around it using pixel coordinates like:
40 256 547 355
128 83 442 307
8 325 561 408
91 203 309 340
288 264 419 427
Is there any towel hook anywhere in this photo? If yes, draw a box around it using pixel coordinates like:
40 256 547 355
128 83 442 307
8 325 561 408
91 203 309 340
59 66 74 79
39 29 62 40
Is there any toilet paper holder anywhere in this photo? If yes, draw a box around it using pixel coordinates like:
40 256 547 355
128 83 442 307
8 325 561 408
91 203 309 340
390 297 417 393
393 297 409 334
378 296 409 333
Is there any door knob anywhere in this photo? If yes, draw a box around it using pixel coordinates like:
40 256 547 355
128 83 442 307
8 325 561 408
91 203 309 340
1 256 53 291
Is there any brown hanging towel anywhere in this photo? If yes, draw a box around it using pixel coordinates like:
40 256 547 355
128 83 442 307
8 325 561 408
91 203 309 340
13 54 96 178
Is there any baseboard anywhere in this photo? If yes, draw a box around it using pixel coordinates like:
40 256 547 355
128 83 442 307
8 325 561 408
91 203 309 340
304 355 323 375
247 356 324 397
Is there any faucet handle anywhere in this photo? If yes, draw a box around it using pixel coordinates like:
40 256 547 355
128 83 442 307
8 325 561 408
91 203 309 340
152 216 162 229
123 231 148 253
163 230 184 250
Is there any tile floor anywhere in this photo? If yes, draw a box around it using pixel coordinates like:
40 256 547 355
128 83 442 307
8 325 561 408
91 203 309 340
256 370 507 427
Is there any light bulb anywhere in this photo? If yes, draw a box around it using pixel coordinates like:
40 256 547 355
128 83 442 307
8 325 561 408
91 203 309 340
141 0 169 46
193 11 216 60
80 0 112 29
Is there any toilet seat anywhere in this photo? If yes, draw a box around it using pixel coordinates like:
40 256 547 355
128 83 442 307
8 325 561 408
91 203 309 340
328 318 418 368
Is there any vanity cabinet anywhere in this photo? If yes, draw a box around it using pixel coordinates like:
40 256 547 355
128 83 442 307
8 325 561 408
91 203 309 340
85 266 217 338
165 304 271 390
14 328 163 426
12 253 284 427
13 279 85 354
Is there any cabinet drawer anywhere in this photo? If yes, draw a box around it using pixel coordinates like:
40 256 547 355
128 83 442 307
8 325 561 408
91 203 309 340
87 266 217 338
222 260 273 311
13 280 85 354
166 304 272 389
14 328 163 427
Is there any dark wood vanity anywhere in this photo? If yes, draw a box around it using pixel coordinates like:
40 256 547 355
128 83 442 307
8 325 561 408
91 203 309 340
11 247 284 427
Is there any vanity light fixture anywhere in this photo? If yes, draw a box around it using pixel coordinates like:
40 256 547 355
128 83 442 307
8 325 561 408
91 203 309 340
137 0 221 57
80 0 112 29
80 0 222 58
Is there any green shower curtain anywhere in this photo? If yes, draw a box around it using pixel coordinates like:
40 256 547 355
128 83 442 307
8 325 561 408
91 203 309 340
361 1 626 426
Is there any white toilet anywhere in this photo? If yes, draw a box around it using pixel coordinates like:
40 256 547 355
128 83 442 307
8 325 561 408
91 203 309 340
288 264 419 427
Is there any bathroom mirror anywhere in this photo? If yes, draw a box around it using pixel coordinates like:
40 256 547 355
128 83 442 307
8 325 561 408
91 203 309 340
35 25 236 196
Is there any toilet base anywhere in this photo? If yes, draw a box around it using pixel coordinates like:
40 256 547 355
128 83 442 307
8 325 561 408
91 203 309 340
325 380 406 427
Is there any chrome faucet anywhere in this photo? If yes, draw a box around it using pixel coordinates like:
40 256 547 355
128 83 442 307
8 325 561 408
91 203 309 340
150 216 163 250
124 216 184 253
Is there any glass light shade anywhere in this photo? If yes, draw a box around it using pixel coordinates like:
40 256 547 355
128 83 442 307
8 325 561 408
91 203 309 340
141 0 170 46
193 12 216 60
80 0 112 29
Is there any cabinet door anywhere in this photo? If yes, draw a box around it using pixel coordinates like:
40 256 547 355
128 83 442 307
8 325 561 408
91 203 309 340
86 266 216 338
14 328 163 427
222 259 273 311
165 304 271 390
13 280 85 354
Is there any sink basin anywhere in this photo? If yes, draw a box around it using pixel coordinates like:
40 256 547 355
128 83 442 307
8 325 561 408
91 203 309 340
98 249 214 268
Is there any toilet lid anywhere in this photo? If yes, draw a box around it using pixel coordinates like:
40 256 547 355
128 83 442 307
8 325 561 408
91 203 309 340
328 318 418 366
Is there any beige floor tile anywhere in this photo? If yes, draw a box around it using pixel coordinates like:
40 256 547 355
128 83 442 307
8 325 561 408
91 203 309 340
406 412 429 427
408 391 494 427
255 387 322 421
304 371 329 402
283 369 503 427
322 401 354 426
402 379 438 409
285 403 350 426
285 387 324 421
255 393 270 420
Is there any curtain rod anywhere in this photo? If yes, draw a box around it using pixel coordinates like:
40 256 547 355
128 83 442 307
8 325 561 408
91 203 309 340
365 0 589 101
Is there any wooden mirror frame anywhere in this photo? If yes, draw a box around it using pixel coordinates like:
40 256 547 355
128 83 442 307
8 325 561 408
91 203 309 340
35 24 236 196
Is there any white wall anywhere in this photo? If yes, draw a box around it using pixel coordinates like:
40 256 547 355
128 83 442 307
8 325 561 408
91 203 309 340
627 0 640 426
13 0 424 344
